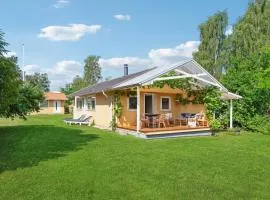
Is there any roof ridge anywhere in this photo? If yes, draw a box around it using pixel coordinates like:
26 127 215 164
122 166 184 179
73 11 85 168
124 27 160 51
71 67 156 96
97 67 157 85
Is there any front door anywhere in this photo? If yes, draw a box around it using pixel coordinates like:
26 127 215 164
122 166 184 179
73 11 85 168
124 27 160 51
54 100 61 113
145 94 155 114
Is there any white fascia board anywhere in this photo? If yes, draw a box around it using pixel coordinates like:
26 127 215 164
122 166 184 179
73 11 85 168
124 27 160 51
153 75 220 88
139 59 193 85
154 73 207 81
191 60 228 92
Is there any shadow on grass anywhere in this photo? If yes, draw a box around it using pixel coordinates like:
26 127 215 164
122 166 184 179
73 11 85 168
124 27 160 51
0 125 98 173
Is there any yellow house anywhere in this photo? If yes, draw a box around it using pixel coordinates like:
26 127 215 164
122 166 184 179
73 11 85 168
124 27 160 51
72 58 241 138
39 92 67 114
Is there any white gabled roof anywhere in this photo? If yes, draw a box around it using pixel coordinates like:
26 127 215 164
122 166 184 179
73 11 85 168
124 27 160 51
113 57 242 100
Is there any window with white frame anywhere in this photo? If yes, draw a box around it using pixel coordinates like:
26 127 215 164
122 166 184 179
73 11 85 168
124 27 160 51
128 96 137 110
160 96 171 111
76 98 84 110
87 97 96 110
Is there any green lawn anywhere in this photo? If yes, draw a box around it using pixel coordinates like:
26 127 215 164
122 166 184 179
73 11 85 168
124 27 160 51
0 115 270 200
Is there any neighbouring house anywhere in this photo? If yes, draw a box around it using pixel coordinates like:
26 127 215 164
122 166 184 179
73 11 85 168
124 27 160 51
39 92 67 114
71 58 242 138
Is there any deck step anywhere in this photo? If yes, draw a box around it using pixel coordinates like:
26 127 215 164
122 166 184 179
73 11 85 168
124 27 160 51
145 130 211 139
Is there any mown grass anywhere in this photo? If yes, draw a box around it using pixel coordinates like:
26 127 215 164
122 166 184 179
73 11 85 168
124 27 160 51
0 115 270 200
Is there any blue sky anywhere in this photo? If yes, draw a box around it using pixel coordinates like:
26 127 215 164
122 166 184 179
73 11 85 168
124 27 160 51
1 0 249 90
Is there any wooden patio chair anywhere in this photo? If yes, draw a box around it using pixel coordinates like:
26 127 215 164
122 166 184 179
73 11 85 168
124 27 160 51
157 114 170 128
165 113 174 125
150 116 159 128
198 119 208 127
141 114 150 128
196 112 208 127
174 113 188 126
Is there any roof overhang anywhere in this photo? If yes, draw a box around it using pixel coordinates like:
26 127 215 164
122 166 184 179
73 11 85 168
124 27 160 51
221 92 242 100
71 57 242 100
113 58 242 100
114 58 228 90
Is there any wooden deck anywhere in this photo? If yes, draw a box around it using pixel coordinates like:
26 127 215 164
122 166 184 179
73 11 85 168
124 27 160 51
141 126 210 134
117 125 211 138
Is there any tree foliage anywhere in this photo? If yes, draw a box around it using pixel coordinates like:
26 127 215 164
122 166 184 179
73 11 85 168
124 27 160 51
83 55 102 86
222 47 270 127
0 30 43 119
221 0 270 131
193 10 228 79
226 0 270 61
72 75 86 92
25 72 50 92
0 57 21 115
0 30 8 56
5 83 44 119
61 55 102 107
194 0 270 132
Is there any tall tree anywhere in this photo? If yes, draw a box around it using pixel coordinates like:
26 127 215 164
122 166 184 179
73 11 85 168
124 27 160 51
0 30 43 119
222 46 270 128
226 0 270 61
0 57 21 115
83 55 102 85
25 72 50 92
193 1 270 131
0 30 8 56
61 76 86 107
71 75 86 92
193 10 228 79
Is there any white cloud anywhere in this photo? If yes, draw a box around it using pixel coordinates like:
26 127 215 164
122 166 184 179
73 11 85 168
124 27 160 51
99 41 200 69
99 57 150 68
149 41 200 65
22 41 200 90
53 0 70 8
49 60 83 90
3 51 16 57
22 64 44 75
113 14 131 21
50 60 82 75
225 25 233 36
38 24 102 41
23 60 83 91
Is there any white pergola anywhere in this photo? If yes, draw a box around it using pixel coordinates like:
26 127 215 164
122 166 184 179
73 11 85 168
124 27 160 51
113 58 242 132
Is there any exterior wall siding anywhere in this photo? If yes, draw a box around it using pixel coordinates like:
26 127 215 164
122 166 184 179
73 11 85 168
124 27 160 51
38 100 65 114
118 85 205 129
73 85 206 129
73 93 112 128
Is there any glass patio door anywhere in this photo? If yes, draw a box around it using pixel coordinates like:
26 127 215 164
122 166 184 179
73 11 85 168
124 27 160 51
144 94 156 114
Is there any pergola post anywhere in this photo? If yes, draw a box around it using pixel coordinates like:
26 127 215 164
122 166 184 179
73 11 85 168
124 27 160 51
74 96 78 109
136 86 141 133
229 99 233 129
74 96 78 118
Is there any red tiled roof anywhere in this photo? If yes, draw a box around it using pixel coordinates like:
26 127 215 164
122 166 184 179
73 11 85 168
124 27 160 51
45 92 67 100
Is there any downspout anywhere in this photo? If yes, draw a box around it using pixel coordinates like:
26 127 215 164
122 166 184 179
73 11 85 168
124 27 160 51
102 90 108 99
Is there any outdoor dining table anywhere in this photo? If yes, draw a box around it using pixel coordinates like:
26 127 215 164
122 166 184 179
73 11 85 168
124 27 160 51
145 113 160 128
145 113 160 117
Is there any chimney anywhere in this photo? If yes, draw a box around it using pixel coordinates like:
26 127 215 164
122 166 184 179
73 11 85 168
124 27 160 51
124 64 128 76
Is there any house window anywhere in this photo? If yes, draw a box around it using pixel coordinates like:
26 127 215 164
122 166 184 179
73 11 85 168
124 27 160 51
40 100 48 108
128 96 137 111
77 98 84 110
160 96 171 111
87 97 96 110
